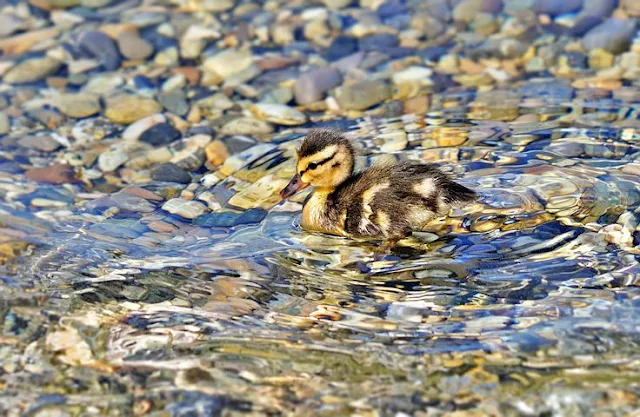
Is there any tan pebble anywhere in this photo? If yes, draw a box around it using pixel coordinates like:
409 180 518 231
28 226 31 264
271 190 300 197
0 28 60 54
404 95 430 114
122 186 163 201
171 67 201 85
180 190 195 200
588 48 615 70
205 140 229 167
459 57 485 74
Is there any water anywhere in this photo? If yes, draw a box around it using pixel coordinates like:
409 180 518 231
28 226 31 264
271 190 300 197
2 80 640 415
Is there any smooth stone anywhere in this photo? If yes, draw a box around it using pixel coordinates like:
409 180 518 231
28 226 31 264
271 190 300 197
152 163 191 183
294 67 342 105
25 164 79 184
579 0 617 19
262 86 293 104
139 122 181 146
83 74 124 95
0 113 9 135
250 103 308 126
325 35 358 61
98 146 129 172
123 114 166 141
54 93 101 118
3 57 61 84
583 18 637 54
172 148 205 172
334 79 392 111
221 135 257 154
322 0 352 7
358 33 399 51
17 135 61 152
86 192 155 212
453 0 503 22
78 30 121 71
534 0 582 15
621 0 640 16
158 89 189 116
202 49 253 80
105 95 163 124
117 31 154 60
392 66 433 84
193 208 266 227
0 14 26 38
221 117 274 136
147 221 177 233
162 198 206 219
201 0 235 11
205 140 229 166
332 52 365 73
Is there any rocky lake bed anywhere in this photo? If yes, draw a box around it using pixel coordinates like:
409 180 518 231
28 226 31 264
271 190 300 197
0 0 640 415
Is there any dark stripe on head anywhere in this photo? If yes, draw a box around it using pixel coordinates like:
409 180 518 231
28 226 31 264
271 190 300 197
298 129 353 158
300 152 337 174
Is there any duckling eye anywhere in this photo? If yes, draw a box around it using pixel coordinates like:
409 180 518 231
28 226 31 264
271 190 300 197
308 162 319 170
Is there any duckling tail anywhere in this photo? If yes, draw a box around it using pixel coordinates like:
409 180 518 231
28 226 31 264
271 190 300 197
441 180 477 208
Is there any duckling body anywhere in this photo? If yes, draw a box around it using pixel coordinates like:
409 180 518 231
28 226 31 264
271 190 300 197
280 130 476 242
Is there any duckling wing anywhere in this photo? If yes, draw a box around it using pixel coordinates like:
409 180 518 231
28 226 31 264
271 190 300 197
333 162 476 239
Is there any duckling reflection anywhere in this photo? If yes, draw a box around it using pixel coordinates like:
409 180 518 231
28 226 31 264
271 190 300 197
280 129 477 246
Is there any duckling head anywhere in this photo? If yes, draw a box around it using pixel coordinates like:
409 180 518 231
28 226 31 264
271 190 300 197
280 129 355 199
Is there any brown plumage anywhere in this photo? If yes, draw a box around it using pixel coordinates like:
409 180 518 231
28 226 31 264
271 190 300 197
280 130 477 242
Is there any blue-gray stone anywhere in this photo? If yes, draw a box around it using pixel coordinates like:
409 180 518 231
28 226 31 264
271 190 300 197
325 35 358 61
78 30 121 71
139 123 181 146
583 18 637 53
151 163 191 183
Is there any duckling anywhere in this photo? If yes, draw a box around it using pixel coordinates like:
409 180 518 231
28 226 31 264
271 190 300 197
280 129 477 243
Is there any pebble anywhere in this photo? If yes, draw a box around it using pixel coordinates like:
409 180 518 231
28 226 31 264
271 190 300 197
105 95 163 124
123 114 166 142
151 163 191 183
202 49 253 80
588 48 615 69
250 103 308 126
98 146 129 172
454 0 503 22
621 0 640 16
25 164 79 184
534 0 583 15
161 198 206 219
54 93 101 118
392 66 433 85
3 57 61 84
325 35 358 61
117 30 154 61
0 113 9 135
139 122 181 146
78 30 121 71
201 0 235 12
147 220 177 233
221 117 274 136
205 140 230 166
583 18 638 54
0 14 26 38
295 67 342 105
17 135 62 152
334 79 392 110
86 192 155 213
158 89 189 116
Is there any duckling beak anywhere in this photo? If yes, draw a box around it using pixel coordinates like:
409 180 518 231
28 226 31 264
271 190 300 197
280 173 309 200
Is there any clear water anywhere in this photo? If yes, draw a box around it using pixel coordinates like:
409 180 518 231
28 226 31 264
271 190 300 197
2 80 640 415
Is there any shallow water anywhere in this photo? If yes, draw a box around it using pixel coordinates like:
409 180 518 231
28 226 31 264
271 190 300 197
2 79 640 415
